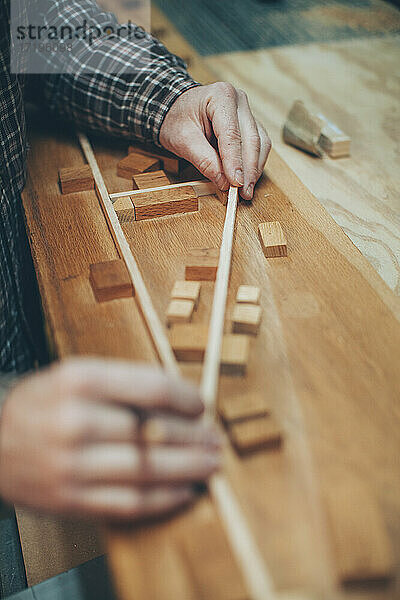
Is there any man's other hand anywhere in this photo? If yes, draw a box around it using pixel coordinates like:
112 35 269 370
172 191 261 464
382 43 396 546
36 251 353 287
0 359 220 520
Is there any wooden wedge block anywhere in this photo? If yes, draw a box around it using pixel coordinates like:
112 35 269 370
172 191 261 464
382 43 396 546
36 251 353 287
166 299 195 326
169 324 208 361
128 144 182 174
258 221 287 258
59 165 94 194
324 477 394 586
232 303 262 335
221 334 250 374
236 285 260 305
185 248 219 281
117 153 160 179
171 280 201 308
89 259 134 303
219 393 270 423
114 197 135 223
132 170 170 190
131 186 198 221
230 415 283 454
179 503 248 600
317 115 351 158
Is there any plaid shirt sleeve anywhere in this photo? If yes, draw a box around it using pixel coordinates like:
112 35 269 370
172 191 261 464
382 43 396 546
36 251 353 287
30 0 200 145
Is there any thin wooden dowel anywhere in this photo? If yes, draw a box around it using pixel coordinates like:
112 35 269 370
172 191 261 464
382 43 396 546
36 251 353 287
201 186 238 414
77 132 179 377
200 186 276 599
109 180 215 200
79 138 276 600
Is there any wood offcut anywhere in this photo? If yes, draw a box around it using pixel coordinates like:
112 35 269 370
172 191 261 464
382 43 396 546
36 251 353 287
258 221 287 258
89 259 134 303
59 165 94 194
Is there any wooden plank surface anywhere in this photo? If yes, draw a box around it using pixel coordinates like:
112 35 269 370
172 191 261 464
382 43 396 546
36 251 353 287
205 35 400 295
19 3 400 599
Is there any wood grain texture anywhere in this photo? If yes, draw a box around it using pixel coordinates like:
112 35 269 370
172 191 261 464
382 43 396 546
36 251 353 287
20 5 400 598
133 170 170 189
58 165 94 194
185 248 219 281
205 35 400 294
131 185 198 220
324 474 394 585
89 259 134 303
117 153 160 179
258 222 288 258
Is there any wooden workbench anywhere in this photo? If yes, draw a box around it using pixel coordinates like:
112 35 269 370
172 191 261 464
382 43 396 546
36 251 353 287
16 4 400 600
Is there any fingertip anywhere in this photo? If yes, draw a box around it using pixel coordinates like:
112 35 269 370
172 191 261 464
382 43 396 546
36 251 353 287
234 168 244 187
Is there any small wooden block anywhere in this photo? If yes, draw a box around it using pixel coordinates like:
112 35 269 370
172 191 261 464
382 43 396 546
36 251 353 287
185 248 219 281
166 299 195 326
236 285 260 305
219 393 270 423
131 186 198 221
215 187 228 205
132 170 170 189
113 197 135 223
324 477 394 586
169 324 208 361
258 221 287 258
89 259 134 302
232 303 262 335
128 145 182 174
229 415 283 454
171 280 201 307
318 116 351 158
117 153 160 179
221 334 250 374
59 165 94 194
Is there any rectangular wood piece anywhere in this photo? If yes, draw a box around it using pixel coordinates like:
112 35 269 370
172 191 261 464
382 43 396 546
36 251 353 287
166 299 195 326
117 153 160 179
59 165 94 194
131 186 198 221
219 393 270 423
221 334 250 374
229 415 283 454
89 259 134 303
236 285 260 305
232 303 262 335
324 477 394 586
258 221 287 258
169 324 208 361
171 280 201 307
113 197 135 223
128 144 182 174
132 170 170 190
185 248 219 281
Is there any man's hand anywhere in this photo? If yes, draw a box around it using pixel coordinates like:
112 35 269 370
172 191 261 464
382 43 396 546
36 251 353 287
160 83 271 201
0 359 220 520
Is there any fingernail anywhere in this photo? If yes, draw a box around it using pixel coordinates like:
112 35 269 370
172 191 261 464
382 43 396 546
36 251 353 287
246 183 254 199
235 169 244 186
